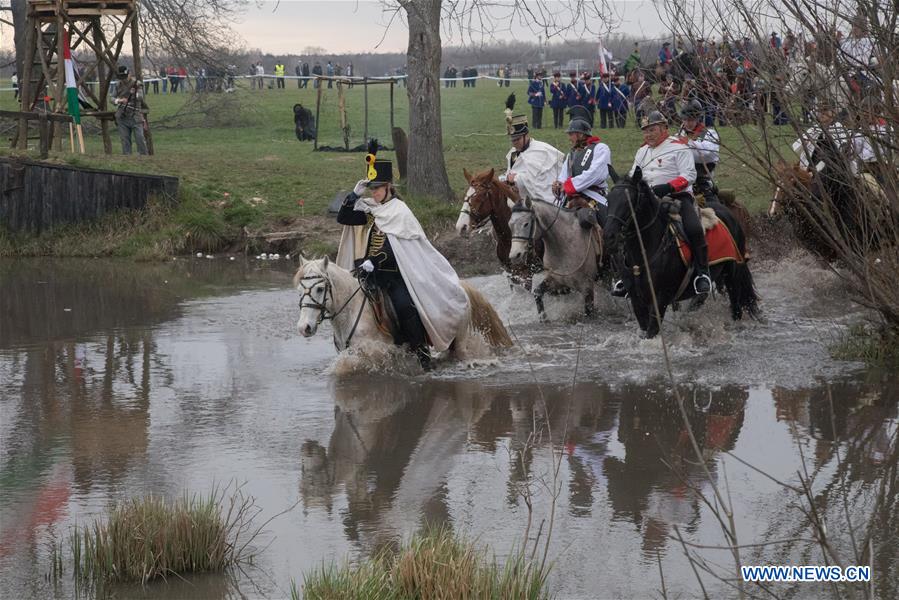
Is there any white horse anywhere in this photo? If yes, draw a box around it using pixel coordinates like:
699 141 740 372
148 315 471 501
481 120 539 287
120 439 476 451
508 198 602 319
294 256 512 359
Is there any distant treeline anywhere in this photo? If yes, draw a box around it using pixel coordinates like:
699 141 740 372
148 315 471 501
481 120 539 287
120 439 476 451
0 35 674 79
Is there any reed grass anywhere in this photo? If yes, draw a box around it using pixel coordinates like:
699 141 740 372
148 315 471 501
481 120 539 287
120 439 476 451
299 527 550 600
66 487 260 586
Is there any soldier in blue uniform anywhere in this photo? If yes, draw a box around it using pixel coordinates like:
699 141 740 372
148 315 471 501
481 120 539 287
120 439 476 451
612 76 631 128
565 72 581 110
549 72 567 129
527 73 545 129
597 72 614 128
577 73 597 126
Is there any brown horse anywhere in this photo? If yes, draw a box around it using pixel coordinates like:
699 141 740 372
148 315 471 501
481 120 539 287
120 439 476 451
770 160 893 261
456 168 543 288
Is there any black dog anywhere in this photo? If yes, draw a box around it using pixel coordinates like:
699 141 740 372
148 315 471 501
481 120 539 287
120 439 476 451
294 103 316 141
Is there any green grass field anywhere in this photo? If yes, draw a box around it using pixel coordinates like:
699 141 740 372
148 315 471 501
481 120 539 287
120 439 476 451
0 77 787 258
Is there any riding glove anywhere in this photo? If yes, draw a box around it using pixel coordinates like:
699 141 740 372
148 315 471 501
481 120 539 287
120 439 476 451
353 179 370 196
651 183 674 198
360 259 375 273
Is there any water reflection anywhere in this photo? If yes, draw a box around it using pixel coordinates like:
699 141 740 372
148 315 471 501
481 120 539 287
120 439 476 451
0 259 896 599
301 377 495 547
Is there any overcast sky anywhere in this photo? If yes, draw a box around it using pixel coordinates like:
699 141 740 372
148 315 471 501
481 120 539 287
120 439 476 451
235 1 669 55
0 1 669 55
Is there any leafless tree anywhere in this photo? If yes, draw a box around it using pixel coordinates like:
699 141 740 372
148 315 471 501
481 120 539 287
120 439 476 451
384 0 618 201
655 0 898 333
8 0 246 76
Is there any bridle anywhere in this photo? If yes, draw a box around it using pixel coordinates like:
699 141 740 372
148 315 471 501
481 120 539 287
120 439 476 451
605 182 672 274
298 273 367 350
460 184 495 231
604 182 662 241
510 200 562 250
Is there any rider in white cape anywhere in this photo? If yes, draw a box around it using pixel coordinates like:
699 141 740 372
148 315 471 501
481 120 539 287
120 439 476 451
335 154 469 363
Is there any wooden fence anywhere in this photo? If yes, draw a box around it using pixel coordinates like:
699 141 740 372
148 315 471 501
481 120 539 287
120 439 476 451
0 157 179 233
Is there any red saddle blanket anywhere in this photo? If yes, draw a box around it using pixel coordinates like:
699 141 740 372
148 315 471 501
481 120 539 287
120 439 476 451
675 220 744 266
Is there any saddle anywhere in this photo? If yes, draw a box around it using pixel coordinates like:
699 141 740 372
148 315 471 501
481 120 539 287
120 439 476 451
670 213 744 267
357 277 401 342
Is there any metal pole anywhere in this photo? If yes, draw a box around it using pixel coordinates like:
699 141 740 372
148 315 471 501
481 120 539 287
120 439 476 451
314 81 322 150
363 76 368 141
389 80 395 136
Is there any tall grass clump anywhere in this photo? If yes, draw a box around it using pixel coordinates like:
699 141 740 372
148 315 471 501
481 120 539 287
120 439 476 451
67 487 262 585
299 527 550 600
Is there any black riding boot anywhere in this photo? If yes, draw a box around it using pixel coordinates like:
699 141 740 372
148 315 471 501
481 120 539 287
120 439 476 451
692 244 711 295
680 196 711 295
400 314 431 370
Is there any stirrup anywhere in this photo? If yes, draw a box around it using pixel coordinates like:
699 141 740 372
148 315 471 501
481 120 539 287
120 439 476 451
611 279 628 297
693 273 712 295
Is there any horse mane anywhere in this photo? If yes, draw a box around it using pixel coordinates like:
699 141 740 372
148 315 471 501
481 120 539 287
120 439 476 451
292 263 307 288
468 168 519 212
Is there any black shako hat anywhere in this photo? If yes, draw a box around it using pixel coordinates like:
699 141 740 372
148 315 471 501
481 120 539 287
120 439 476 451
507 114 529 138
367 160 393 187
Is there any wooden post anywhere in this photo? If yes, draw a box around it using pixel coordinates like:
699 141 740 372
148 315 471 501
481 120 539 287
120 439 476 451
363 77 369 142
54 12 66 152
338 82 349 150
314 82 322 150
38 113 49 159
389 80 395 138
90 18 112 154
76 122 85 154
130 4 153 155
16 20 37 150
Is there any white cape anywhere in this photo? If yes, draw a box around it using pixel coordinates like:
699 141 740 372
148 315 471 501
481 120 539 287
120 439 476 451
505 139 565 202
336 197 469 352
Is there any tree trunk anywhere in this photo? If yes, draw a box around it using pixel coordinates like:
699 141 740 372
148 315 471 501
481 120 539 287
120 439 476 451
404 0 454 202
12 0 27 92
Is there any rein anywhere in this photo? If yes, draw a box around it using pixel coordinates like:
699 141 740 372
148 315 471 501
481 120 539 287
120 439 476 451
511 201 595 279
510 200 562 247
298 274 367 350
606 183 661 239
608 184 678 294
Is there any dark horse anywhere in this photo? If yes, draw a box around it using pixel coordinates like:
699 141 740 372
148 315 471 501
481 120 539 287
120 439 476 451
603 167 761 338
771 161 892 262
294 103 316 141
456 168 543 289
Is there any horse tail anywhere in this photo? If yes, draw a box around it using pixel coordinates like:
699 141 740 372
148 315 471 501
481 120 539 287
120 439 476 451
461 282 512 347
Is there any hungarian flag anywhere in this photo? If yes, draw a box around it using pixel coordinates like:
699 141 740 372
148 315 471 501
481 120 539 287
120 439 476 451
597 36 612 76
63 30 81 125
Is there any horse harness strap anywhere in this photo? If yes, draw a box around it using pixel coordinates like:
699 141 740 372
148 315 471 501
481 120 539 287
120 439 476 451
298 274 367 350
510 201 563 247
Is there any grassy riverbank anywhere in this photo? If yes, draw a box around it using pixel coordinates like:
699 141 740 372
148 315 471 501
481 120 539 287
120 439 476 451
1 79 786 259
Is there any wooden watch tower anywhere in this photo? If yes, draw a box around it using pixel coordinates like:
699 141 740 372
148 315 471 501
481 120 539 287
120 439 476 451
15 0 145 154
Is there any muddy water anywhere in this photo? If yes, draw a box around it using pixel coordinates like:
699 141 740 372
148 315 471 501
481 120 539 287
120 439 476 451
1 257 896 599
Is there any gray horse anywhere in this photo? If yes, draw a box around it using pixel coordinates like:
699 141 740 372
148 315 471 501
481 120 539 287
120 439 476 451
508 198 602 319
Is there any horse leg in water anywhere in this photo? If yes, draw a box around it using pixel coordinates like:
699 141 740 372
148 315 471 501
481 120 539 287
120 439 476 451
632 297 652 335
533 280 548 320
632 294 668 339
584 287 595 317
644 303 668 339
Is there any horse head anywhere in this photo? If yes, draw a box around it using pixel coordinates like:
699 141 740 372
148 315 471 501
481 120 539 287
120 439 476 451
603 166 656 251
295 255 332 337
508 197 536 265
456 168 518 238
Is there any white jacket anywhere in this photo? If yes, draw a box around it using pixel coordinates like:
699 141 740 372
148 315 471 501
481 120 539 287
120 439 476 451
629 136 697 193
504 139 565 202
677 125 720 166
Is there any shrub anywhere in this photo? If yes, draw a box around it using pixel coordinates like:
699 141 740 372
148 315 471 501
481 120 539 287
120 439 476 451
300 527 550 600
